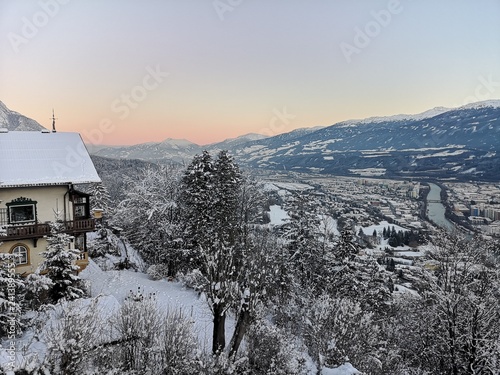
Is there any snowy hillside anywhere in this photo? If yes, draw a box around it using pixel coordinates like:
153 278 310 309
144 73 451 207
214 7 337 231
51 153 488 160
2 257 359 374
80 261 223 350
0 101 46 131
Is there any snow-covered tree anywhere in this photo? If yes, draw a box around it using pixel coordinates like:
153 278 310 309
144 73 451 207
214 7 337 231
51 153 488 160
237 174 267 232
89 181 111 216
245 314 307 375
229 228 280 357
385 233 500 374
181 150 243 354
423 233 499 374
24 272 53 310
272 192 334 323
278 192 369 300
39 216 85 302
113 165 185 273
87 227 116 259
181 151 217 249
303 294 382 372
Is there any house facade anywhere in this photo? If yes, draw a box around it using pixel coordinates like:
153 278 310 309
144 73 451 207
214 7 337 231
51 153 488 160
0 130 101 275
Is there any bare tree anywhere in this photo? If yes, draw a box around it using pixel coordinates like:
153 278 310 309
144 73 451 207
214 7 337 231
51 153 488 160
388 233 500 374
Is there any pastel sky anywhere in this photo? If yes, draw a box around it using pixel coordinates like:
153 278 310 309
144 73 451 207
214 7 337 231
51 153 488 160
1 0 499 146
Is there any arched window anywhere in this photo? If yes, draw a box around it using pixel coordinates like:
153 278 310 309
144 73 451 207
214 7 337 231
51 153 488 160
11 245 29 265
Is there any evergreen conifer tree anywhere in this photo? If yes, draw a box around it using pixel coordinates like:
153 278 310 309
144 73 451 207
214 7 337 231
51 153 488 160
40 214 85 302
89 182 111 215
181 150 243 354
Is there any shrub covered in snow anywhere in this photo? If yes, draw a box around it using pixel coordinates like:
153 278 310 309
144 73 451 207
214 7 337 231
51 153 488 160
159 308 199 374
246 317 307 374
112 288 200 374
146 263 170 280
304 295 382 372
178 268 207 292
42 298 106 374
24 273 53 310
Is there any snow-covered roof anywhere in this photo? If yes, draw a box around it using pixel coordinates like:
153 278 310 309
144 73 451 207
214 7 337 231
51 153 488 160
0 131 101 187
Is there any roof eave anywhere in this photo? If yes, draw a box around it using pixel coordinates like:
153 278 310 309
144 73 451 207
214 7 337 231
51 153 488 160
0 179 102 189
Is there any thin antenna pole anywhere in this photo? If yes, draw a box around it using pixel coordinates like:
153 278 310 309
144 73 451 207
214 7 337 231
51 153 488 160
51 109 57 132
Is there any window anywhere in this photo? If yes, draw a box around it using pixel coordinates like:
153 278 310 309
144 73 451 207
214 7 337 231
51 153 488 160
72 194 89 219
7 197 37 224
74 204 86 218
9 204 35 223
75 235 85 251
11 245 28 265
74 197 87 204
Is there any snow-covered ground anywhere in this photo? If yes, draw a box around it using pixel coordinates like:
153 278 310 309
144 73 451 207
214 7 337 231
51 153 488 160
358 220 424 254
80 261 219 351
270 181 314 191
269 204 290 225
82 264 359 374
393 250 424 257
322 363 361 375
1 234 360 374
0 262 229 372
359 220 409 236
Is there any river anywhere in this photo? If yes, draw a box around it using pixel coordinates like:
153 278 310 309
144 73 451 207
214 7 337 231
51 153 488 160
426 182 455 231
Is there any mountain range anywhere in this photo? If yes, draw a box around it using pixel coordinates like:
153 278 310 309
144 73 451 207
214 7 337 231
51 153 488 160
91 100 500 181
1 99 499 181
88 133 269 164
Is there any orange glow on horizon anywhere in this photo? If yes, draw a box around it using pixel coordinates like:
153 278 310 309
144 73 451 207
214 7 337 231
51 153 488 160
75 120 270 146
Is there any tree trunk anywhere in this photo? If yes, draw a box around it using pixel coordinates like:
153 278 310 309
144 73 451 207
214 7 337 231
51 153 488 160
229 307 250 357
212 304 226 354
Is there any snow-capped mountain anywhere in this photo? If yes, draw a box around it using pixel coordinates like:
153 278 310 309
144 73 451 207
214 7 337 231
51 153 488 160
92 100 500 180
337 106 452 127
208 133 268 148
232 100 500 180
0 101 46 131
92 133 271 163
92 137 200 164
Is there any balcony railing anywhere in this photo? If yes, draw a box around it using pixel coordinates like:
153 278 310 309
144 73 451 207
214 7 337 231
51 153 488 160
0 219 96 241
64 218 95 233
3 223 51 240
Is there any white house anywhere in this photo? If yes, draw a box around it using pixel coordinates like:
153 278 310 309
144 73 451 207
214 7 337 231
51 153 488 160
0 130 101 275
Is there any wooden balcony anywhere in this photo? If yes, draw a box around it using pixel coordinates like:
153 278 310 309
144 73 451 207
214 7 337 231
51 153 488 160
0 219 96 241
64 218 96 233
2 223 51 241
